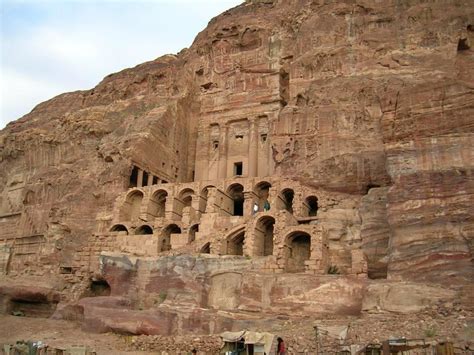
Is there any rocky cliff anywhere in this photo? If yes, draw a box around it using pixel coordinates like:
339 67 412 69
0 0 473 327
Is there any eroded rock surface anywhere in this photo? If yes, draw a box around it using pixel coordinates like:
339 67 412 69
0 0 473 347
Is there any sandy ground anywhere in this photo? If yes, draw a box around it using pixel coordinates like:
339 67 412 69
0 315 148 354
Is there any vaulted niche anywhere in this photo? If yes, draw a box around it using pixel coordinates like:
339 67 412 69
285 232 311 273
281 188 294 213
120 190 144 221
254 216 275 256
161 224 181 252
227 229 245 256
227 183 244 216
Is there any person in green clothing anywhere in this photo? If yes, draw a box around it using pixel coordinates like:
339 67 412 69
263 200 270 211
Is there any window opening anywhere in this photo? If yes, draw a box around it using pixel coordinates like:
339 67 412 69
234 162 243 176
142 171 149 187
129 166 139 188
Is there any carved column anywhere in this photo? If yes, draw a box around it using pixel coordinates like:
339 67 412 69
218 123 229 179
248 118 259 177
137 169 144 188
198 125 210 181
147 173 153 186
203 126 210 181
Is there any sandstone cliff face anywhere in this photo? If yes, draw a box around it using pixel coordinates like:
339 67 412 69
0 0 473 291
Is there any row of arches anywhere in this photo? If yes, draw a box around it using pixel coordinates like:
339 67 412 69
120 186 211 221
110 223 199 252
110 216 314 273
111 223 200 238
120 182 319 221
225 221 312 272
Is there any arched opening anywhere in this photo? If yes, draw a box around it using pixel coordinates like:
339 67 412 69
161 224 181 252
305 196 318 217
179 188 195 208
200 185 214 213
23 190 36 205
149 190 168 218
254 216 275 256
110 224 129 235
254 181 272 211
285 231 311 273
200 242 211 254
91 280 111 296
227 183 244 216
89 279 111 297
226 229 245 256
189 224 199 242
135 225 153 235
281 189 294 213
121 190 144 221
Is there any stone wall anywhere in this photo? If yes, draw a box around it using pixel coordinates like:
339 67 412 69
0 0 472 318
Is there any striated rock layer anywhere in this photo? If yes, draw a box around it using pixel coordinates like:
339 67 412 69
0 0 473 343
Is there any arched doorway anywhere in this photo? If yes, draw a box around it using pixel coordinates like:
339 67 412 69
161 224 181 252
135 225 153 235
149 189 168 218
281 188 294 213
179 188 194 209
305 196 318 217
285 231 311 272
227 183 244 216
226 228 245 256
83 279 111 297
121 190 144 221
200 242 211 254
110 224 129 235
189 224 199 242
254 181 272 211
254 216 275 256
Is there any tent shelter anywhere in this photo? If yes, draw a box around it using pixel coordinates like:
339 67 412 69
220 330 274 355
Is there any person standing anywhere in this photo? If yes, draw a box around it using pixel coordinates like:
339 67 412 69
277 337 286 355
263 200 270 211
253 202 259 214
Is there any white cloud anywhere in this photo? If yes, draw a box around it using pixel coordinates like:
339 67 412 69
0 68 68 127
0 0 243 129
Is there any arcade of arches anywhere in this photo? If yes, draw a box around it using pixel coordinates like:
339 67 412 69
98 176 366 276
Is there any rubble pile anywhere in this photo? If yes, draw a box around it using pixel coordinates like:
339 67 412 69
124 334 223 353
349 309 474 352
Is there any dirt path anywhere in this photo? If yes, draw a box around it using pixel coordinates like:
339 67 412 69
0 315 147 354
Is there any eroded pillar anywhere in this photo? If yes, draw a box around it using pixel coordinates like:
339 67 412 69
137 169 144 188
248 118 259 177
218 124 229 179
196 125 210 181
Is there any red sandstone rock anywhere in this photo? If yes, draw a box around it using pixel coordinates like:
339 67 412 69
0 0 473 346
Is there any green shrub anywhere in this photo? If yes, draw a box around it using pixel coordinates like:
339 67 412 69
424 327 437 338
158 291 167 303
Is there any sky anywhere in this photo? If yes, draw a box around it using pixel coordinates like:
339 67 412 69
0 0 243 129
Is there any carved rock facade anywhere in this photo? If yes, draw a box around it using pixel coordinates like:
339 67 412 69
0 0 473 338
